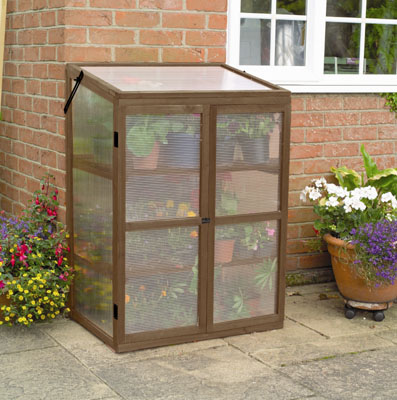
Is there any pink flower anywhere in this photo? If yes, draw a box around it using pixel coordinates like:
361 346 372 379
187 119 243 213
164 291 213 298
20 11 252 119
35 197 40 205
266 228 275 236
10 255 15 267
0 280 4 289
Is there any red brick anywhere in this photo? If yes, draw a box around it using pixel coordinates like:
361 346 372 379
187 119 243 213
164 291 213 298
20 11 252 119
324 112 360 126
49 64 65 79
344 95 378 110
19 96 33 111
4 94 18 109
40 46 57 61
291 112 324 128
32 29 48 44
163 13 205 29
363 141 394 156
40 149 57 168
290 144 323 159
12 79 25 94
289 175 313 191
5 154 18 170
186 31 226 46
163 47 205 62
90 0 136 7
33 64 48 79
140 30 181 45
115 11 159 27
306 128 342 143
207 48 226 62
0 137 11 153
65 28 86 43
33 0 47 10
287 225 300 240
18 30 33 45
343 126 378 141
90 28 135 44
4 63 17 76
378 126 397 140
186 0 227 12
25 47 40 61
208 14 227 29
32 163 49 180
306 96 343 111
287 239 315 255
286 255 299 271
65 0 86 5
304 159 335 174
361 111 395 125
41 115 58 133
25 13 40 28
33 98 49 114
49 136 65 153
25 144 40 162
26 112 41 129
290 128 305 143
299 253 331 269
11 15 25 29
49 28 64 44
288 208 316 223
5 31 17 46
18 0 32 11
139 0 182 9
31 130 49 147
26 80 41 95
12 172 27 188
323 143 359 158
49 100 64 117
63 46 112 62
19 159 33 175
289 160 304 175
57 82 65 99
41 11 56 26
291 97 305 111
63 10 112 26
41 81 57 97
115 47 159 62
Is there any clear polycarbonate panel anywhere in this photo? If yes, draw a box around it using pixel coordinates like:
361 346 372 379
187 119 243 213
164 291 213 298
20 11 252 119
72 84 113 164
240 19 271 65
241 0 271 13
216 113 281 216
364 24 397 75
125 227 199 333
125 114 200 222
326 0 361 17
275 21 306 66
82 66 271 92
277 0 306 15
324 23 361 74
213 221 279 323
74 261 113 335
73 169 113 336
367 0 396 19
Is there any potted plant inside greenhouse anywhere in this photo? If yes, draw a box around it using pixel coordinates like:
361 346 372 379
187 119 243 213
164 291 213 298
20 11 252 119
301 145 397 321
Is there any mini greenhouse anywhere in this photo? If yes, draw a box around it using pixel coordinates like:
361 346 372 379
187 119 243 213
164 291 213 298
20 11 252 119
65 63 291 352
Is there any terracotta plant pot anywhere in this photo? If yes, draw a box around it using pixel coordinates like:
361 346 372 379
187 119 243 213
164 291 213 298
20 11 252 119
324 234 397 303
0 293 10 321
131 141 160 170
215 239 235 264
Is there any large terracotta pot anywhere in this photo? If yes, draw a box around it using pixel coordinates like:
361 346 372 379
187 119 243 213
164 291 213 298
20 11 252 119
324 233 397 303
131 141 160 170
215 239 235 264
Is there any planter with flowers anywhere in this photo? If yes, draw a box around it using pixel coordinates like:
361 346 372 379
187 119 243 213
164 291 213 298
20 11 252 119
0 175 73 326
301 145 397 321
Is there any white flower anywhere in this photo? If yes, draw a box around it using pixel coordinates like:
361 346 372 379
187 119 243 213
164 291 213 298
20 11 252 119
308 189 322 201
325 196 339 208
312 177 327 188
351 199 366 211
381 192 397 209
364 186 378 200
325 183 348 198
300 191 307 202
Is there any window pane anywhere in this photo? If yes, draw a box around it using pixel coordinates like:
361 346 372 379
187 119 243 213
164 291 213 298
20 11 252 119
241 0 271 13
326 0 361 17
240 19 271 65
367 0 397 19
275 21 306 66
277 0 306 15
324 23 360 74
365 24 397 74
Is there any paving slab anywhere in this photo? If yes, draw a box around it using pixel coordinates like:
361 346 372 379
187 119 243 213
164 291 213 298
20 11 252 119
0 347 118 400
225 318 326 353
280 346 397 400
0 324 57 355
93 345 314 400
254 332 393 368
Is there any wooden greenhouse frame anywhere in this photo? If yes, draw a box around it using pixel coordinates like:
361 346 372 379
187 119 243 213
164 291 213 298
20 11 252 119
65 63 291 352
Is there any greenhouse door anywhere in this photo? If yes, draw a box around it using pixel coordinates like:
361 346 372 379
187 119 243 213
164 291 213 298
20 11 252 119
118 105 209 345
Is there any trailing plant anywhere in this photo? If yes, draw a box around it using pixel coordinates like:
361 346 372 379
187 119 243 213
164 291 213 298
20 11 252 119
0 175 72 326
381 93 397 113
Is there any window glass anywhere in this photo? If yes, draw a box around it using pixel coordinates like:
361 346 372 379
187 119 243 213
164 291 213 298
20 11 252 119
277 0 306 15
367 0 397 19
240 19 271 65
275 21 306 66
324 23 361 74
326 0 361 17
241 0 271 13
365 24 397 74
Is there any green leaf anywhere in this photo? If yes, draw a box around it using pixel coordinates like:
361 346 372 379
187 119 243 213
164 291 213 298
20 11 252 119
361 144 379 179
330 166 362 190
368 173 397 196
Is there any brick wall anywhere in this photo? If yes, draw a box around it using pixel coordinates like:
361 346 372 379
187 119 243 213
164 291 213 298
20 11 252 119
0 0 396 275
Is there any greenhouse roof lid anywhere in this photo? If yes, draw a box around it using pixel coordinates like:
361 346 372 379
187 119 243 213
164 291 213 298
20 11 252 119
81 65 274 93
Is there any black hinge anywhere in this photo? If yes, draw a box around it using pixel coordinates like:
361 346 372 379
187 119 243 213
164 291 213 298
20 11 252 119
113 304 118 320
202 218 211 224
114 132 118 148
64 71 84 114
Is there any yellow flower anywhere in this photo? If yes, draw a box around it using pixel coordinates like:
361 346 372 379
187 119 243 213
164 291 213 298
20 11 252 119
166 200 174 208
40 315 45 320
6 307 10 312
28 314 32 318
18 295 23 301
66 234 70 238
37 253 42 258
5 317 10 321
37 309 42 315
0 321 3 325
33 285 37 290
161 290 167 297
0 261 2 267
22 273 27 277
22 306 26 310
187 211 196 217
46 290 51 294
8 290 13 295
31 300 36 305
44 296 48 301
24 290 29 294
9 248 14 253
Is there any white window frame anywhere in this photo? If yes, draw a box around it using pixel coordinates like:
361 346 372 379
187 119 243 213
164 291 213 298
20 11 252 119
227 0 397 93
